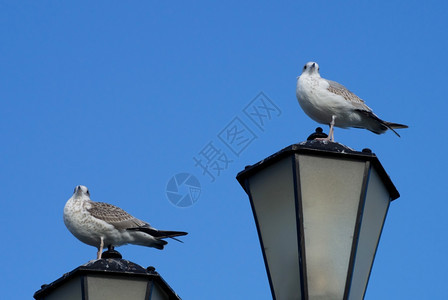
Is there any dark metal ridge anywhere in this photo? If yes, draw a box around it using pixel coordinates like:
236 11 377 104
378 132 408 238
33 258 181 300
236 140 400 201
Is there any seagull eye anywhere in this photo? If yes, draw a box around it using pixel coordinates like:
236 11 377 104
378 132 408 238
303 65 307 70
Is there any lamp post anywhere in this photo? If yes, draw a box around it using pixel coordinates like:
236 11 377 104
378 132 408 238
236 133 400 300
34 249 181 300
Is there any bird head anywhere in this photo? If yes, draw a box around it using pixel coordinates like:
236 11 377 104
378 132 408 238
73 185 90 198
301 62 320 76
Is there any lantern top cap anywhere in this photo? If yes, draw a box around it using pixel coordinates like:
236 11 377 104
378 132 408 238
236 139 400 200
33 254 180 299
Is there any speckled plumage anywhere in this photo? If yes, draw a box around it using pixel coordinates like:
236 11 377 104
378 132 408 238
64 185 187 259
296 62 408 141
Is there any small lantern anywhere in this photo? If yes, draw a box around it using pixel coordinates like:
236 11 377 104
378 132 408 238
34 250 181 300
236 140 400 300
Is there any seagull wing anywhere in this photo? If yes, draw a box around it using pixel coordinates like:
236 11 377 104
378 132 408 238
87 201 147 230
87 201 188 241
325 79 372 112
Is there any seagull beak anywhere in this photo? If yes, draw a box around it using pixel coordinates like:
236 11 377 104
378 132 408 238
74 186 82 195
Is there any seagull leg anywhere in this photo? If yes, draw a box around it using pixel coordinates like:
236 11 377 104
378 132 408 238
97 237 104 259
314 116 336 142
329 115 336 142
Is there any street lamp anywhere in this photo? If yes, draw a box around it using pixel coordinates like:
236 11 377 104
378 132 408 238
236 136 400 300
34 250 181 300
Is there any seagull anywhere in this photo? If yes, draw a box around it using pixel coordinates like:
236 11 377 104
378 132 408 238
64 185 188 259
296 62 408 141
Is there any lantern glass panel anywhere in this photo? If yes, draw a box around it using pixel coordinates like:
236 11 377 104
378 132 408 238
298 155 366 299
348 168 391 300
44 276 83 300
248 156 302 300
86 275 148 299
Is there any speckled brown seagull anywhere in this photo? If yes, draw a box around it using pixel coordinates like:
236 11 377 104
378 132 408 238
296 62 408 141
64 185 187 259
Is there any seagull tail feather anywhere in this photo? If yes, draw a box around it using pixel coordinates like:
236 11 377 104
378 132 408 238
169 236 184 243
355 109 408 137
127 227 188 240
156 230 188 240
382 121 409 137
383 122 408 129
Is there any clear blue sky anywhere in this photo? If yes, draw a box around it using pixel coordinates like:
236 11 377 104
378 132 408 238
1 1 446 299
